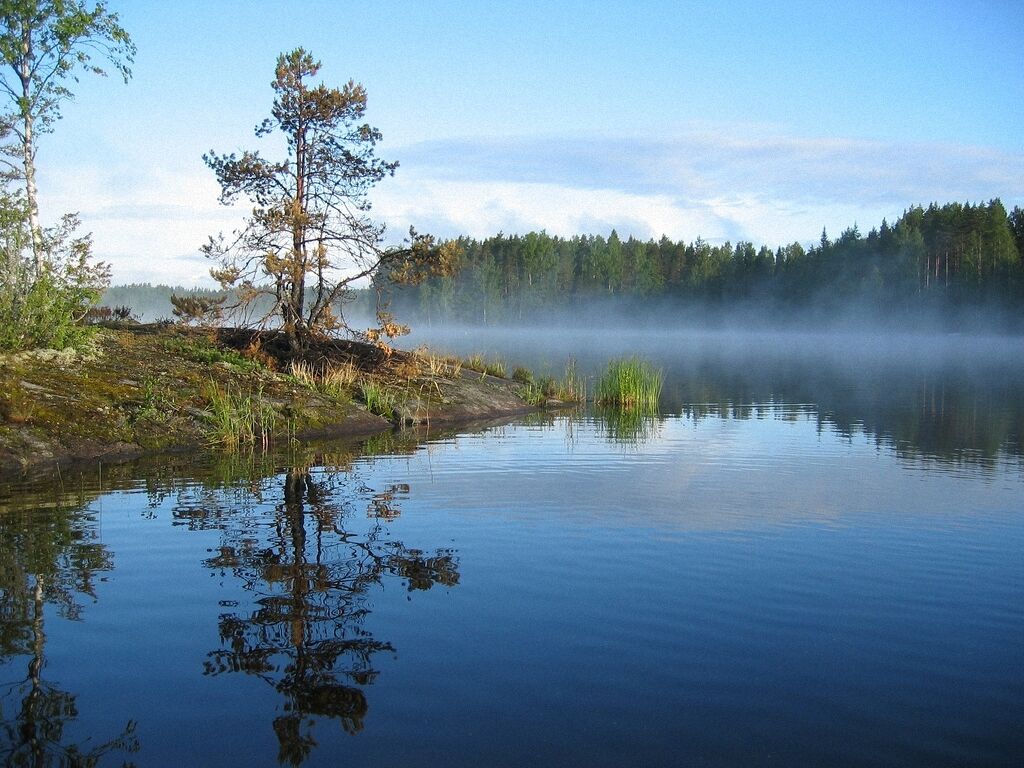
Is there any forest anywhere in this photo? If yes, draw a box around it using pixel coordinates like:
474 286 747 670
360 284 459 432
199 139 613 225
378 200 1024 328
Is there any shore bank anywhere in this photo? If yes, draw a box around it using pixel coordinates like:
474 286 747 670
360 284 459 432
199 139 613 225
0 325 551 478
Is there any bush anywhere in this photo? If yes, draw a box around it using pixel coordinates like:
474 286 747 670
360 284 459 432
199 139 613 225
0 210 108 353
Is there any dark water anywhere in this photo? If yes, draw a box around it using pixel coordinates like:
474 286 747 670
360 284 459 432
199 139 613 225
2 331 1023 766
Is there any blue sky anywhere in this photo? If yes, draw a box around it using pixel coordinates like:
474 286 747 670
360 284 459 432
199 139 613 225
32 0 1024 284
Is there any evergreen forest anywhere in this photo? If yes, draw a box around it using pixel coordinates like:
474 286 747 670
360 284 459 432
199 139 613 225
380 200 1024 328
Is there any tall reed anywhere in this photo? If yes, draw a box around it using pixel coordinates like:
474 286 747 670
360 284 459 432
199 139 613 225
203 381 278 451
594 357 662 411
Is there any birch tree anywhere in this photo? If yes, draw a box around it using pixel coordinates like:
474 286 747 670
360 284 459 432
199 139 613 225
0 0 134 272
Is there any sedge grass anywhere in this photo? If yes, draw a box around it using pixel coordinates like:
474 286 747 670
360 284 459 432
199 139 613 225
594 358 662 412
203 381 278 451
360 379 396 420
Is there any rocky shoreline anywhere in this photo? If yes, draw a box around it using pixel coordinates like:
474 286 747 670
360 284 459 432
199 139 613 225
0 325 550 479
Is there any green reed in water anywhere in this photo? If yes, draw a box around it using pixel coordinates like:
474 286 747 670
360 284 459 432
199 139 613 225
594 357 663 411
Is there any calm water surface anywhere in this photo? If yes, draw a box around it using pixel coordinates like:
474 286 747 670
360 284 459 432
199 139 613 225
2 331 1022 766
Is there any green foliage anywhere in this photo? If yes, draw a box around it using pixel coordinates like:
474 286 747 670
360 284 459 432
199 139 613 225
359 380 396 419
383 200 1024 324
202 381 278 451
0 1 135 131
130 375 172 424
0 211 108 352
512 366 534 384
595 358 663 412
0 0 134 270
161 335 263 373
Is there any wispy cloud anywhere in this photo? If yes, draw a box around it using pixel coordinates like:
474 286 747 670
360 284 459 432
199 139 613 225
37 162 247 285
376 131 1024 247
34 129 1024 285
397 132 1024 205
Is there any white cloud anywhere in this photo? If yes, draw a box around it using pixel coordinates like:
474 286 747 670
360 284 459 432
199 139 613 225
31 128 1024 285
374 177 726 241
373 175 902 249
37 161 247 285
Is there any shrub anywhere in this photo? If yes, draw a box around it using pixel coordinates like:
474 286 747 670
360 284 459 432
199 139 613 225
0 210 108 353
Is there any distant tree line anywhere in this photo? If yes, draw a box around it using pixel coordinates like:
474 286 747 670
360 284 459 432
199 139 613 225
380 200 1024 326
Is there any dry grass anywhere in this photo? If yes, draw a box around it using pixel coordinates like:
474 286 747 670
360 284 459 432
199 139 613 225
290 358 360 400
413 346 463 378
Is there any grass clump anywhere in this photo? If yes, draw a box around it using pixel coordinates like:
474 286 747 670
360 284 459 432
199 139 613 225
131 376 173 425
512 366 534 384
202 381 278 451
163 335 264 373
289 359 359 401
360 380 396 420
594 357 662 411
463 353 507 379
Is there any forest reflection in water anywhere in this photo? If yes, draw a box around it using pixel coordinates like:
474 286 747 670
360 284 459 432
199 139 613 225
412 326 1024 466
0 481 138 765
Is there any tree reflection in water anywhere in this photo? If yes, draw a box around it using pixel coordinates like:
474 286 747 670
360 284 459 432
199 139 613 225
196 464 459 765
0 487 138 766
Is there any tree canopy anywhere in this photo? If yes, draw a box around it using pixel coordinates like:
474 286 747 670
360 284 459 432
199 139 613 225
0 0 134 270
204 48 438 354
382 200 1024 328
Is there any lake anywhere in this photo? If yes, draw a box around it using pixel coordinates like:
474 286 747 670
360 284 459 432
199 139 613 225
2 329 1022 766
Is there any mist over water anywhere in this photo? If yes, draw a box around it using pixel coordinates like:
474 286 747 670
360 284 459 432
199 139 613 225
408 322 1024 466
